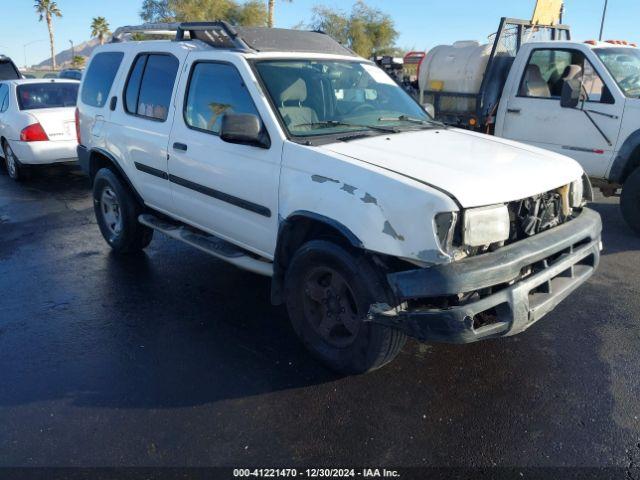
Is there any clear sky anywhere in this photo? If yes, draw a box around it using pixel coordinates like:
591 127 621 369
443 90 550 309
1 0 637 68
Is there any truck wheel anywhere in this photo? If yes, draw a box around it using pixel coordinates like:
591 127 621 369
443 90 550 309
2 141 25 182
621 167 640 235
93 167 153 253
284 240 406 374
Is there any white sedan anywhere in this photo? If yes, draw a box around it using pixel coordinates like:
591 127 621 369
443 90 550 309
0 79 79 181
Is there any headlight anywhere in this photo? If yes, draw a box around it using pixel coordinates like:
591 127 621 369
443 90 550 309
570 174 593 207
570 178 584 208
463 204 510 247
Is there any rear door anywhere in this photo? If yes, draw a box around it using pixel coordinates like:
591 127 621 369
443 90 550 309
107 45 188 213
497 46 624 178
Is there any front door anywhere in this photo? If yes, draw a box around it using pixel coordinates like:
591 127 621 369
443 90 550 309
167 56 281 258
497 47 624 178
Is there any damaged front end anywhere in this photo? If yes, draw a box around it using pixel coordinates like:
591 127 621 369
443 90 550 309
367 188 602 344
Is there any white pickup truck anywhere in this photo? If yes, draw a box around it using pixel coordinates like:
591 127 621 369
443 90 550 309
419 18 640 233
76 22 601 374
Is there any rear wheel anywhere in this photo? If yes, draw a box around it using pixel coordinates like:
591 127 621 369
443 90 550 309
621 167 640 235
284 240 406 374
2 141 24 182
93 167 153 252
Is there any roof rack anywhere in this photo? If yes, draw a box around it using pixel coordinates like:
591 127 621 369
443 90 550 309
110 21 357 57
110 21 252 51
176 22 251 51
111 23 182 42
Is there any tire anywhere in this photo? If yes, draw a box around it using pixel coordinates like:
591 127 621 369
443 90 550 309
93 167 153 253
2 141 25 182
621 167 640 235
284 240 406 374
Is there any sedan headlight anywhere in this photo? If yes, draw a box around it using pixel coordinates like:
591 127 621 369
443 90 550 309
463 204 510 247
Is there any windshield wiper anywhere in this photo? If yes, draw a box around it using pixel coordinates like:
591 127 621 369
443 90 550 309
378 115 446 128
292 120 398 133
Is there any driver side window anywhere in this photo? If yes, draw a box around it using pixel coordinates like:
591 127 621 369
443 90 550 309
520 49 611 103
184 62 260 135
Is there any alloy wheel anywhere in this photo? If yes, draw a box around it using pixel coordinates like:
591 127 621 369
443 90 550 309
4 144 17 179
100 186 123 237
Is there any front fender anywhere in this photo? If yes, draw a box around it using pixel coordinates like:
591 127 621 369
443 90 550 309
608 128 640 184
279 141 459 265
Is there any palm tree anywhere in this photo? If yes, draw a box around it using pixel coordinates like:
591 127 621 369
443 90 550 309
34 0 62 71
91 17 111 46
267 0 292 28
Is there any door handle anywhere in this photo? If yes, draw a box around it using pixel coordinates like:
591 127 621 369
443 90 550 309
507 108 521 114
173 142 188 152
109 96 117 111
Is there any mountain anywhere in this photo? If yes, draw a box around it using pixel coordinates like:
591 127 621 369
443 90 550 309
36 36 111 68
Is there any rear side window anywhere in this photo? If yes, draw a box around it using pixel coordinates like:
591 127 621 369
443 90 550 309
124 53 179 121
0 84 8 112
81 52 124 107
184 62 259 134
17 83 79 110
0 60 20 81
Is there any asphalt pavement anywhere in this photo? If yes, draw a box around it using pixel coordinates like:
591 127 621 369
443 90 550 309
0 165 639 474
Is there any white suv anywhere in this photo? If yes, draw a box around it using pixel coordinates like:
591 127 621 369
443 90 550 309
76 22 603 373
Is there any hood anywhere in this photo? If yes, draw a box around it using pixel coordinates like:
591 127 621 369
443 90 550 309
321 128 583 208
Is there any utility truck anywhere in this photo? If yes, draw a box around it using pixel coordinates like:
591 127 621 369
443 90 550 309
418 17 640 233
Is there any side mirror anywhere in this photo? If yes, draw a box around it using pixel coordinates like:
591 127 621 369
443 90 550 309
423 103 436 118
220 113 269 148
561 79 582 109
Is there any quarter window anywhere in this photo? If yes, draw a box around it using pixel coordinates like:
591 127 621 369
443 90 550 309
184 62 259 134
124 54 178 121
81 52 124 108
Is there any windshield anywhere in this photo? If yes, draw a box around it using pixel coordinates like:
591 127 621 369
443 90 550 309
254 59 436 138
595 47 640 98
17 83 79 110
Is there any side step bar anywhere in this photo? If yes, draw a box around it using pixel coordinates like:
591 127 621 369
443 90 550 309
138 214 273 277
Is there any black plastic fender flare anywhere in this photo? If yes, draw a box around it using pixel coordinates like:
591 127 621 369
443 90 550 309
88 147 145 205
270 210 364 305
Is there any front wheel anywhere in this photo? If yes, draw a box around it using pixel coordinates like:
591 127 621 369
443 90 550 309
93 167 153 253
284 240 406 374
621 167 640 235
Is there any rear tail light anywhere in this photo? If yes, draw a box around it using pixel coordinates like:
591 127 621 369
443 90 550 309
20 123 49 142
75 107 82 145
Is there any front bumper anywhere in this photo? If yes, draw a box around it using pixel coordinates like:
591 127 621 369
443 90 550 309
368 208 602 344
10 139 78 165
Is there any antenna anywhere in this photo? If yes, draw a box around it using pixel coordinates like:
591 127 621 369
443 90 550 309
599 0 609 41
